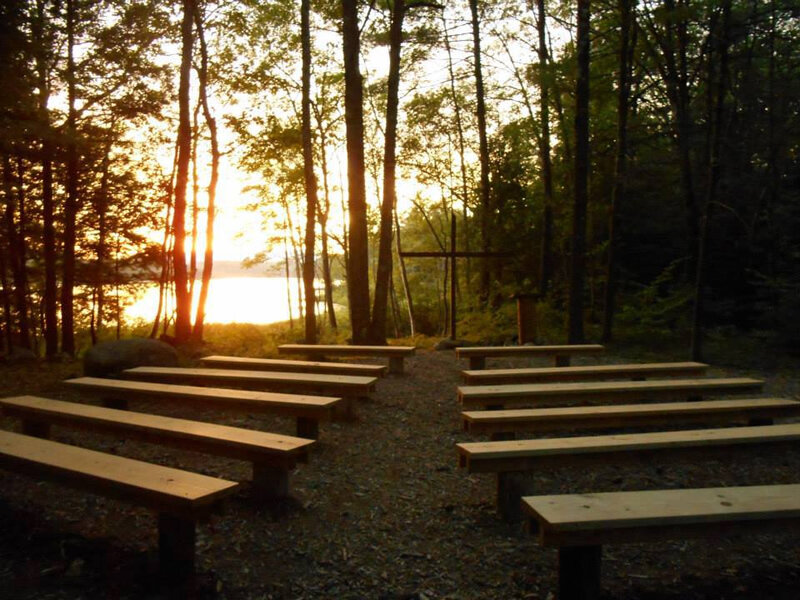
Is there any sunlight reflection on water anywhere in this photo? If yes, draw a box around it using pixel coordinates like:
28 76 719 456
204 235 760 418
126 277 328 325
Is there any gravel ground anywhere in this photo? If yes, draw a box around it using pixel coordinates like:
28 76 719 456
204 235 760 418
1 349 799 599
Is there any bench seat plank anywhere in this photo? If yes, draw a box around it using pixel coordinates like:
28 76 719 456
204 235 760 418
461 361 709 385
457 422 800 473
200 355 388 377
122 366 377 397
0 395 312 466
278 344 416 375
522 484 800 600
462 398 800 435
0 430 238 517
64 377 339 439
458 377 765 409
456 345 605 369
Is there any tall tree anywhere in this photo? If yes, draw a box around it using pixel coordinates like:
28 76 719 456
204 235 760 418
172 0 195 345
301 0 318 344
342 0 371 343
568 0 590 343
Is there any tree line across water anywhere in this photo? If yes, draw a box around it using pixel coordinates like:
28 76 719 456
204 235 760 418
1 1 798 359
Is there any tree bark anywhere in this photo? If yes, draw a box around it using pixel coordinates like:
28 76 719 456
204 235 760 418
172 0 194 344
300 0 318 344
468 0 492 303
602 0 635 342
341 0 371 343
568 0 590 344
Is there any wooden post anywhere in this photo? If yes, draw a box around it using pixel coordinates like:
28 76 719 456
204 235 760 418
102 396 128 410
296 417 320 440
450 212 457 340
157 513 196 584
470 356 486 370
21 420 51 439
554 355 571 367
558 545 602 600
252 463 289 499
389 356 404 375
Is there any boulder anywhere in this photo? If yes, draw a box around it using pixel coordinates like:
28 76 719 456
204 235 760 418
83 338 179 377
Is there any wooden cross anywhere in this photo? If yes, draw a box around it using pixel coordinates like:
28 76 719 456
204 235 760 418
400 213 511 340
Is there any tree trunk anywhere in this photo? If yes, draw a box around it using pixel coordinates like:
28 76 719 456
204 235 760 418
191 4 219 343
341 0 371 343
691 0 731 361
568 0 590 344
172 0 194 344
2 154 30 349
394 205 415 336
468 0 492 303
314 107 338 330
602 0 635 342
300 0 318 344
369 0 406 344
535 0 555 296
61 0 78 355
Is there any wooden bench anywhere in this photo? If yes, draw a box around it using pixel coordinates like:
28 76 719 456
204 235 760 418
457 422 800 520
277 344 416 375
200 355 388 377
458 377 765 410
456 344 605 370
522 484 800 600
122 366 377 402
0 395 313 499
462 398 800 437
0 429 238 584
64 377 339 440
461 361 709 385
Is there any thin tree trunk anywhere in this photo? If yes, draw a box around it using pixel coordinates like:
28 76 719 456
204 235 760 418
602 0 635 342
394 206 415 336
0 250 13 353
2 154 30 349
691 0 731 361
369 0 406 344
315 117 337 330
342 0 371 343
568 0 590 344
283 226 294 330
94 140 113 342
191 4 219 343
61 0 78 355
468 0 492 303
300 0 318 344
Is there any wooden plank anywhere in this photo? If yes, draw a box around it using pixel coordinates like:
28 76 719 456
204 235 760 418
458 377 765 409
0 430 239 517
457 422 800 473
462 361 709 385
456 344 605 358
122 366 377 396
0 395 313 466
462 398 800 435
522 483 800 548
278 344 415 357
200 355 388 377
64 377 339 419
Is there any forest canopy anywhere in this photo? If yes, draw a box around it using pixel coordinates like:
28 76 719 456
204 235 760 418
1 0 798 358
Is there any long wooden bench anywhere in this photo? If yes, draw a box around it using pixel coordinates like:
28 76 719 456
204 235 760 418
462 398 800 437
461 361 709 385
64 377 339 440
456 344 605 370
0 395 313 499
200 355 388 377
122 366 377 401
458 377 765 410
457 422 800 520
278 344 416 375
0 429 238 584
522 484 800 600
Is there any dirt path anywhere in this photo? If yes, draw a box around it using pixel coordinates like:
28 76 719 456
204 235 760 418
1 350 799 599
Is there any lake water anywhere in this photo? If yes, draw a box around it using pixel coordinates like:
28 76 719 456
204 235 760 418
126 277 327 325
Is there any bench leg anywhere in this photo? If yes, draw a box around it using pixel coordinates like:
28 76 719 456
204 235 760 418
21 419 51 439
489 431 515 441
748 417 774 426
296 417 320 440
388 356 404 375
102 396 128 410
158 513 196 585
496 471 527 522
470 357 486 370
554 355 571 367
558 545 602 600
252 463 289 500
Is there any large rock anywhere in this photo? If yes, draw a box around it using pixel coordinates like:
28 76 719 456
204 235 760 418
83 338 179 377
